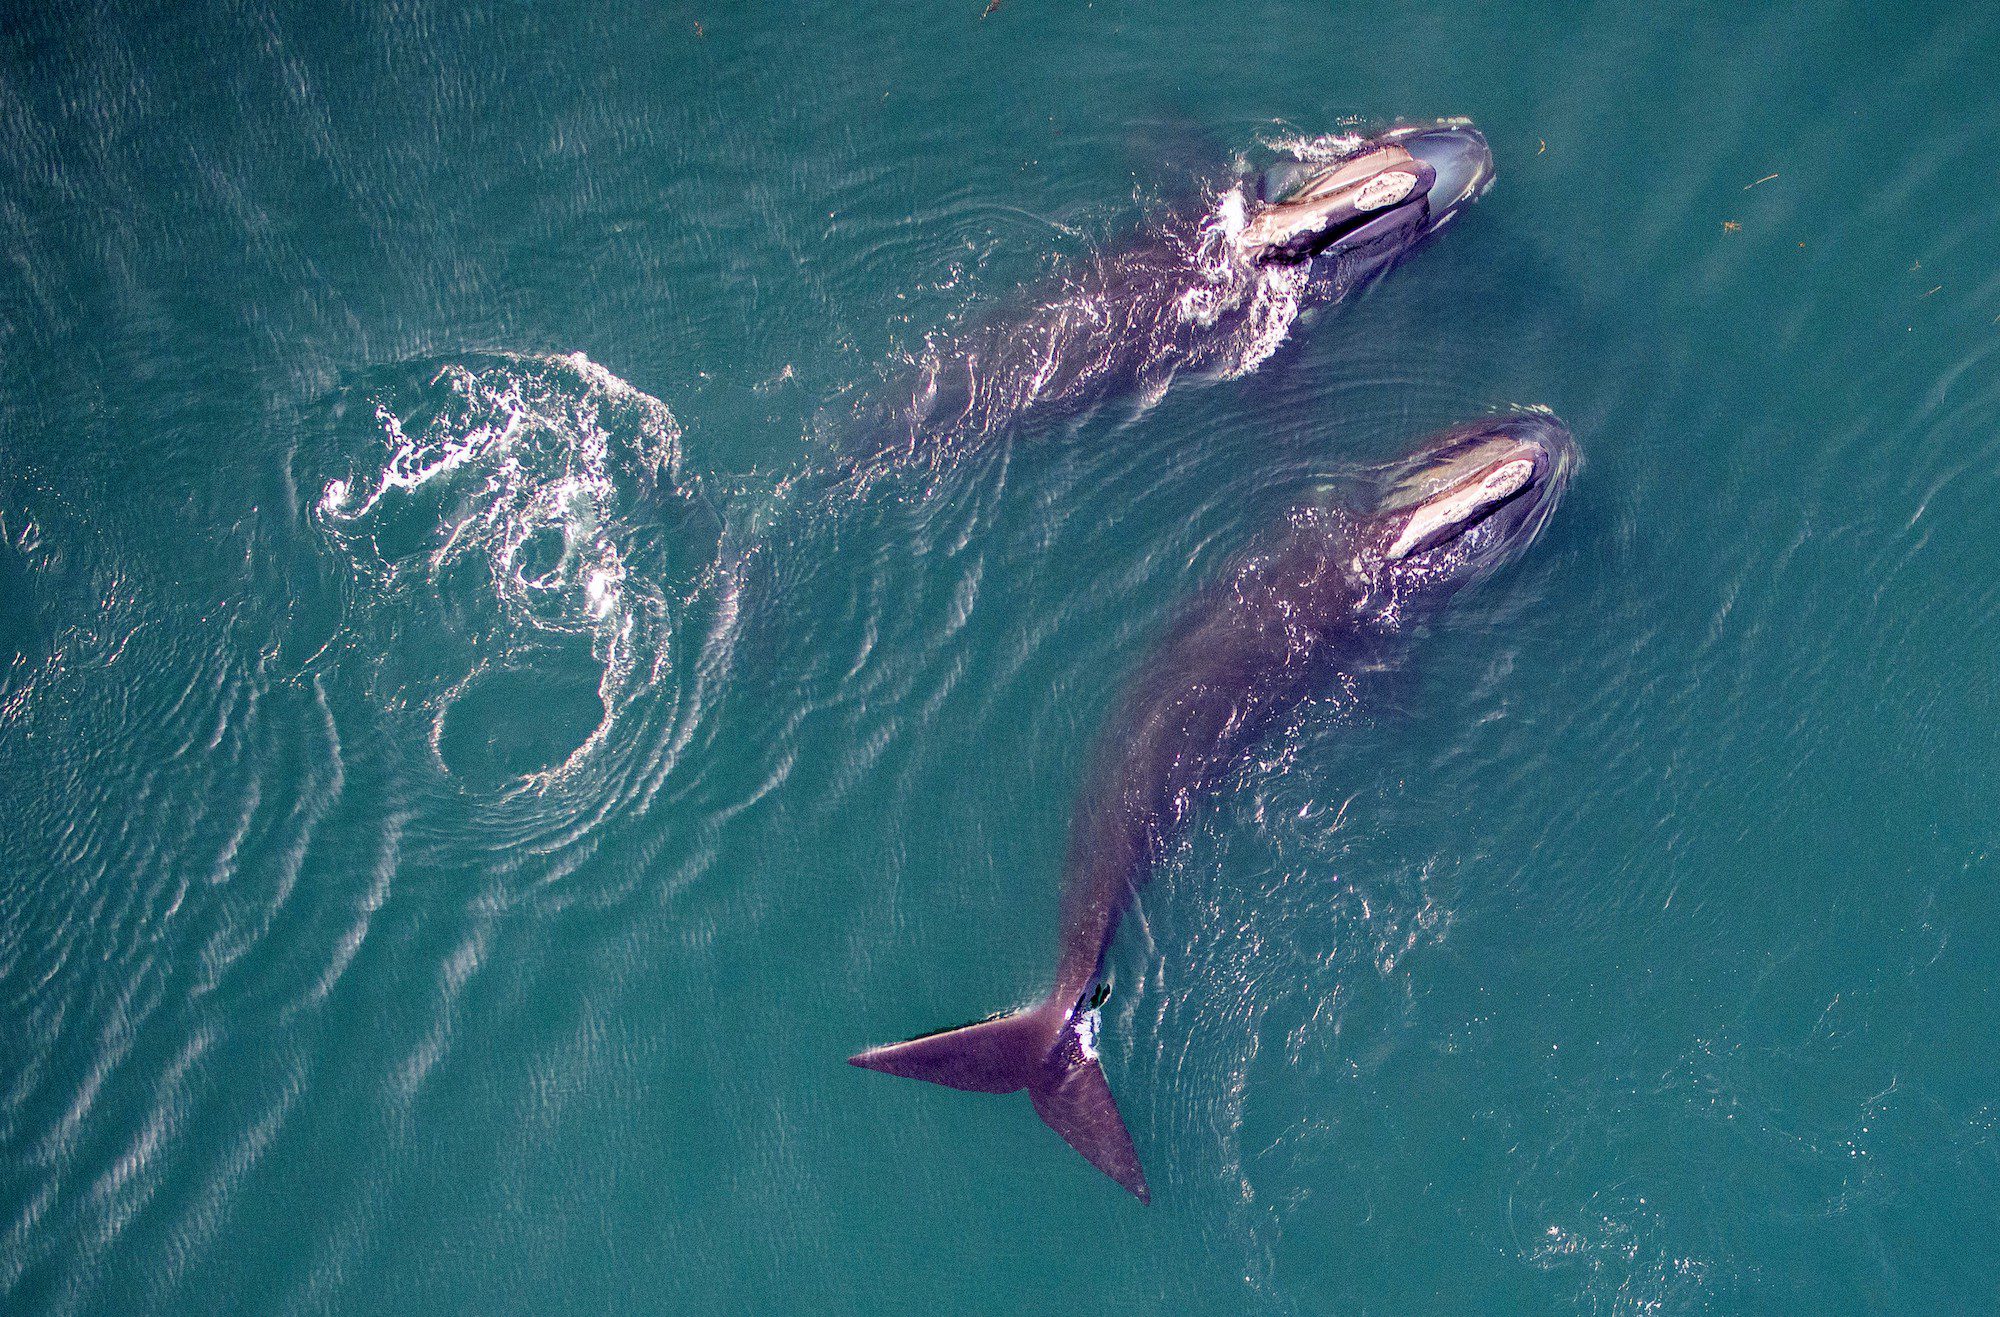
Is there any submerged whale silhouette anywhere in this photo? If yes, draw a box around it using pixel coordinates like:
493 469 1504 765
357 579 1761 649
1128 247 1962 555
845 121 1495 479
850 413 1576 1200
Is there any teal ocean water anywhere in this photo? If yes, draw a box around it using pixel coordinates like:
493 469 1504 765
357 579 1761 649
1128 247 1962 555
5 2 2000 1311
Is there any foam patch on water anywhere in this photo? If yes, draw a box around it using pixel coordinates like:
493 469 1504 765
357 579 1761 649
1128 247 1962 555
1527 1199 1714 1309
1261 129 1373 165
1175 183 1313 380
315 352 714 785
318 352 671 638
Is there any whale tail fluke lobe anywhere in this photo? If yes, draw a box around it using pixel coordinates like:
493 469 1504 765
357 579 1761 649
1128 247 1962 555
1027 1049 1150 1202
847 1008 1053 1094
848 1004 1151 1202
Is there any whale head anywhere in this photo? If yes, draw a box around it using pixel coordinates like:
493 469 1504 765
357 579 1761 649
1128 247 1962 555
1366 411 1574 592
1240 120 1495 269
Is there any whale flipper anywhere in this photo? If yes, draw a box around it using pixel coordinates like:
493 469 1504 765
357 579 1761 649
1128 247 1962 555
849 1006 1150 1201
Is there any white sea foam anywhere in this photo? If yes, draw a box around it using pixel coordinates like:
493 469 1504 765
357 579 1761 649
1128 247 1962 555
1176 184 1253 329
1226 259 1310 378
318 352 677 648
1176 181 1312 379
315 351 702 783
1263 130 1371 164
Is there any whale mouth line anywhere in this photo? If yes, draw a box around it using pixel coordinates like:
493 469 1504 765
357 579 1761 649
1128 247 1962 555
1239 121 1492 266
1239 144 1433 263
1385 454 1542 562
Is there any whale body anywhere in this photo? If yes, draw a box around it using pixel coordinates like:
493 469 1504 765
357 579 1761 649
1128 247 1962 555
850 413 1577 1200
844 122 1496 480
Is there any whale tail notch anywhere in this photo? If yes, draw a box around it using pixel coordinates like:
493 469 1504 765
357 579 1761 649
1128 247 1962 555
848 1003 1150 1202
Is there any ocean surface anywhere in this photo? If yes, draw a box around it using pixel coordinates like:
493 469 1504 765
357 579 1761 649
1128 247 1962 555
5 2 2000 1311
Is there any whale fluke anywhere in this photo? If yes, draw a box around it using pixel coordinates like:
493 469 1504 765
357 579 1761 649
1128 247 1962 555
1026 1049 1149 1202
849 1004 1150 1202
847 1008 1053 1093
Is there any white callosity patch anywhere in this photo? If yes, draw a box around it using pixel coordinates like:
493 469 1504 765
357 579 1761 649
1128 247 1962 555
1354 169 1417 211
1236 161 1416 259
1387 458 1535 561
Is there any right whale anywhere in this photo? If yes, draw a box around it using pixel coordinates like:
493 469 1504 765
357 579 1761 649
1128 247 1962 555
851 412 1577 1201
845 121 1496 478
